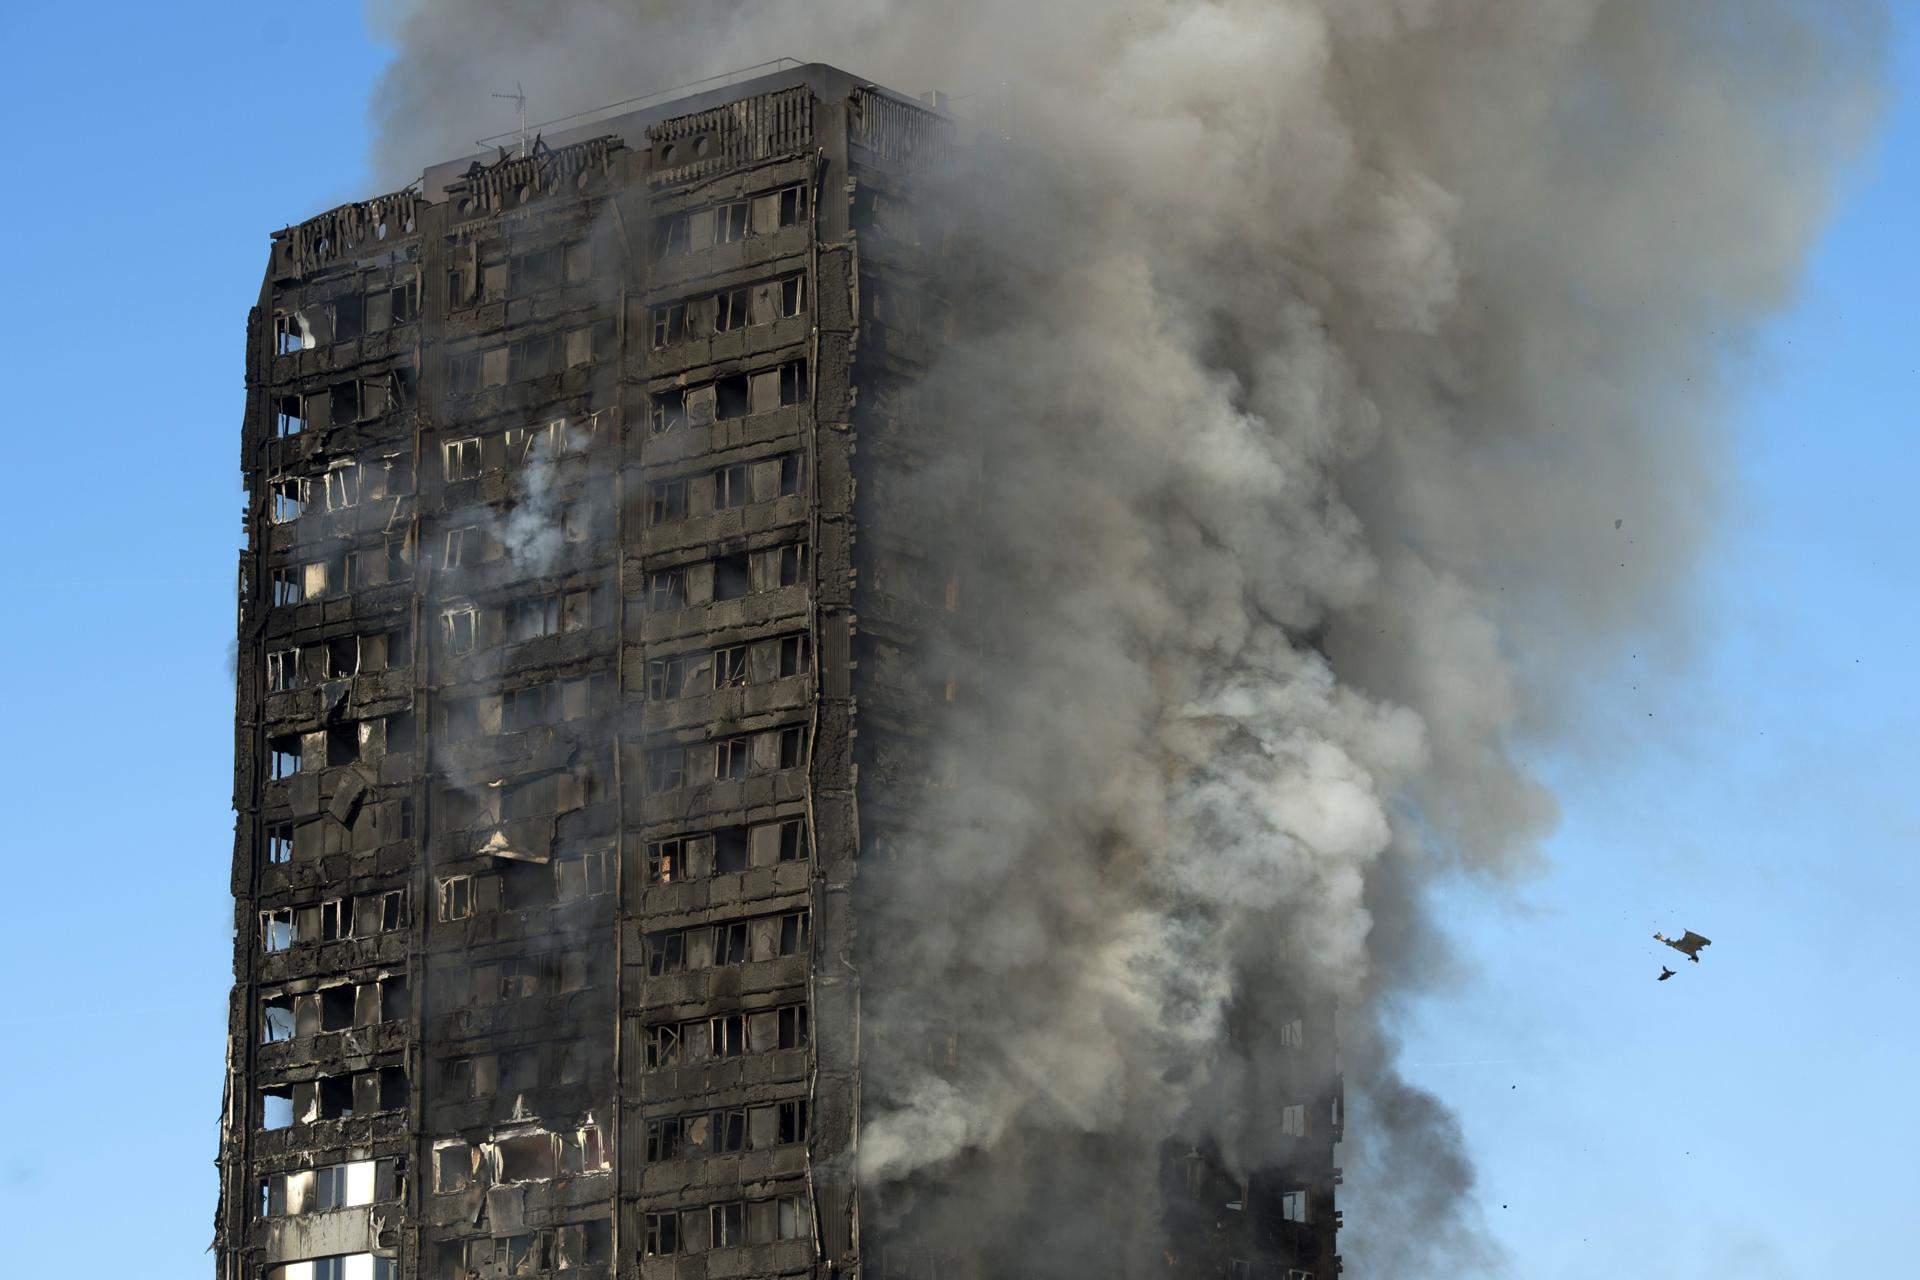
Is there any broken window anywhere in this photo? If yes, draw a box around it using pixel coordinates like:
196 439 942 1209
716 200 750 243
441 605 477 654
554 847 608 900
443 436 483 482
653 213 691 256
269 735 301 780
716 374 751 419
646 570 687 612
779 451 807 496
274 395 306 438
273 311 311 354
260 907 295 952
646 655 687 701
1280 1018 1305 1049
261 994 295 1043
713 552 751 601
648 478 686 525
265 822 293 864
714 643 749 688
714 827 749 874
646 1116 685 1161
777 1099 809 1144
652 303 686 349
646 930 685 976
325 723 359 766
644 1022 681 1069
777 359 808 408
775 1004 810 1050
777 818 808 862
320 897 350 941
777 542 809 587
434 1141 472 1193
777 182 809 227
1280 1190 1310 1223
711 1200 745 1248
647 746 688 794
646 837 686 884
714 287 748 333
270 566 303 607
443 525 484 569
644 1211 680 1256
266 647 300 693
713 463 749 509
323 463 361 511
777 273 808 318
714 736 752 780
778 634 809 678
711 1012 747 1058
438 875 474 921
649 390 688 435
778 725 807 770
261 1086 294 1130
496 1132 557 1183
1280 1103 1309 1138
269 476 307 524
778 910 810 956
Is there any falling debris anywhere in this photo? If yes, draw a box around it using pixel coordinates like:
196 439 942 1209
1655 930 1713 963
1658 966 1676 982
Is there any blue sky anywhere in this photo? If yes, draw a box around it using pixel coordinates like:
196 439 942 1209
0 4 1913 1274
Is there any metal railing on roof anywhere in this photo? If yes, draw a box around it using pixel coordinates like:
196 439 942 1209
474 58 805 150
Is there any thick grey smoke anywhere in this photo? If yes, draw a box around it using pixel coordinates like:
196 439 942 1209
367 0 1884 1272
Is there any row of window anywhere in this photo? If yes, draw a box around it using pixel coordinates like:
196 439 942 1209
436 950 594 1007
647 633 807 700
260 890 406 953
640 1002 810 1068
262 973 408 1043
268 457 392 524
266 623 410 692
273 372 410 439
433 1222 610 1276
644 818 808 884
440 412 602 482
274 276 419 353
646 450 805 524
432 1125 608 1192
649 359 806 433
643 725 807 793
269 538 408 605
434 750 612 831
643 1193 807 1256
261 1066 406 1130
446 323 610 393
440 583 610 654
642 542 808 612
645 908 809 975
259 1157 400 1218
650 272 807 348
266 1255 394 1280
653 181 809 255
645 1098 809 1161
448 237 594 307
436 847 610 922
440 674 609 739
268 714 415 779
440 1040 589 1102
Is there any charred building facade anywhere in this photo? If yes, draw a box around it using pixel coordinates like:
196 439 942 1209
218 62 1339 1280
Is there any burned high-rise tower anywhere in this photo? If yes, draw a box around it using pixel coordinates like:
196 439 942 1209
219 62 1340 1280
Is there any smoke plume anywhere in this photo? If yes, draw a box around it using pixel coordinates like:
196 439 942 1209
367 0 1885 1272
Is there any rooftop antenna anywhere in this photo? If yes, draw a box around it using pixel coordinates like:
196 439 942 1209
492 82 529 158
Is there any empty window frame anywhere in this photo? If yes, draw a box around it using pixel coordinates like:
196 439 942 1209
646 747 688 794
266 647 301 692
274 396 307 438
438 875 474 921
713 642 749 688
442 525 484 569
442 436 483 482
776 182 809 227
646 569 687 612
648 478 687 525
441 605 478 653
270 566 304 606
778 633 809 678
649 389 688 435
713 287 748 333
714 736 752 781
268 735 302 780
265 822 294 865
323 462 361 511
1279 1189 1310 1223
775 273 808 318
553 847 609 900
713 462 750 509
269 476 308 524
715 199 750 243
651 302 686 349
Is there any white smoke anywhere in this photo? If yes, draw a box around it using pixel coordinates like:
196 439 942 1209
367 0 1886 1272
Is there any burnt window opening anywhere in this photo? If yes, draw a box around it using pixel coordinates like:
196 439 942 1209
443 525 484 569
441 605 477 654
715 826 749 874
268 735 301 781
378 974 408 1022
716 374 750 420
778 725 807 770
340 549 368 592
777 543 809 588
651 303 686 349
274 395 306 438
269 566 303 607
711 1199 746 1248
648 478 686 525
438 875 474 921
646 1116 686 1161
778 910 811 956
714 643 749 688
325 723 360 767
646 747 688 794
778 634 809 678
646 930 685 977
1280 1190 1311 1224
317 1074 355 1120
434 1141 473 1193
644 1211 680 1257
779 451 807 496
266 647 300 693
643 1022 681 1069
268 476 307 524
777 1098 810 1144
273 311 313 355
646 837 687 884
647 570 687 612
324 462 361 511
776 1003 810 1050
778 359 807 407
505 594 560 643
261 995 295 1043
647 654 688 701
496 1133 557 1183
260 1085 294 1131
385 709 416 755
331 294 364 343
777 273 808 318
502 682 554 732
711 1012 747 1058
320 897 350 941
260 908 295 952
319 983 356 1032
713 552 752 601
713 463 750 510
650 390 688 435
265 822 293 865
325 634 360 679
554 847 609 900
714 736 752 781
512 245 561 295
653 213 691 257
716 200 750 243
714 287 748 333
713 922 749 965
443 436 483 482
777 818 808 862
